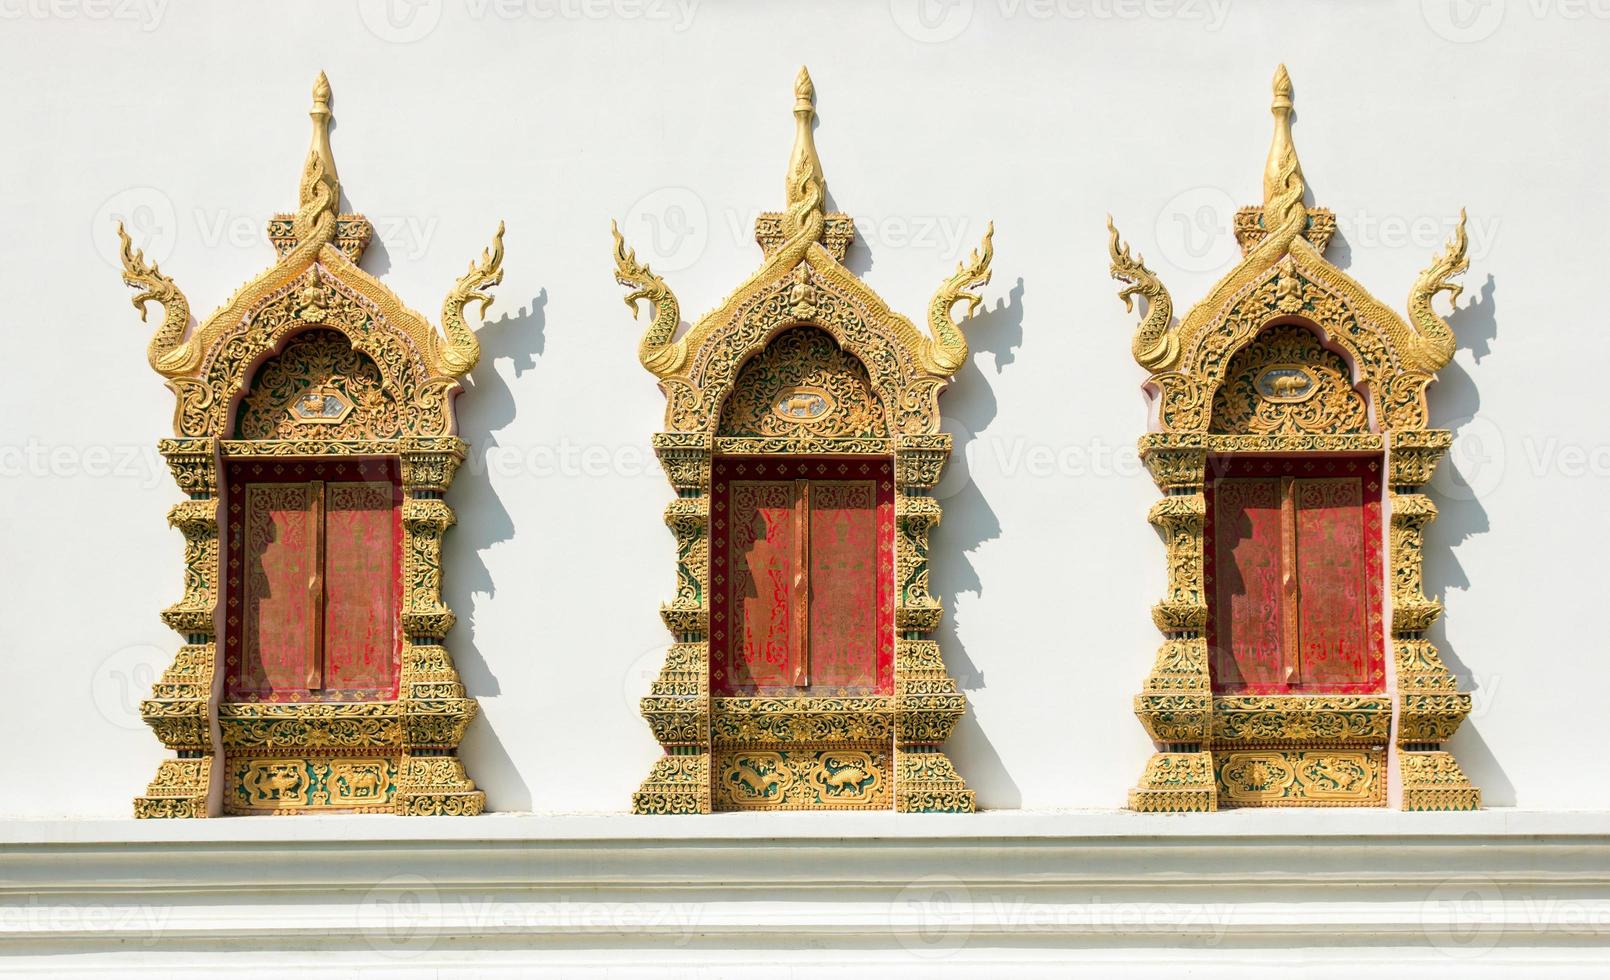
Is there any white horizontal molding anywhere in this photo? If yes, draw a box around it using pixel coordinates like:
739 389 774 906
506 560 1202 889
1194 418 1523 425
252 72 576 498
3 811 1609 974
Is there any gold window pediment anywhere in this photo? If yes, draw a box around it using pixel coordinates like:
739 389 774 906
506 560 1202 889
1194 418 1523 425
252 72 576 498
615 68 994 813
118 74 506 818
1108 66 1479 812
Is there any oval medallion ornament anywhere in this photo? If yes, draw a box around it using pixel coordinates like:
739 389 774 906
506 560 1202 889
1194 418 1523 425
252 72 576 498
1255 364 1318 403
291 385 355 424
772 385 835 423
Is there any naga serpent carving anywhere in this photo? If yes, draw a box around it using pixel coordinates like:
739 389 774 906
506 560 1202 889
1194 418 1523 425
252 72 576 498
117 223 194 378
1107 216 1175 372
436 221 507 377
1404 209 1469 374
611 220 685 377
923 222 994 377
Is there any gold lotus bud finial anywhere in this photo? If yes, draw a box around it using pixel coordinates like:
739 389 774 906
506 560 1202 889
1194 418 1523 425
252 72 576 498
1262 63 1306 232
312 71 332 116
794 65 815 112
1271 63 1293 112
308 70 336 181
786 65 825 213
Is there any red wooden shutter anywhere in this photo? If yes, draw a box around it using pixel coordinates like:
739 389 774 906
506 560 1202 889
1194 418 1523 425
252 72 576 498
322 481 400 698
1208 477 1286 691
726 480 804 692
808 480 881 691
239 482 321 698
1292 477 1371 689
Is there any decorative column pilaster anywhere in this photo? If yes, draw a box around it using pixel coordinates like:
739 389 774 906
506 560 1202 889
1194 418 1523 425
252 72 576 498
1128 434 1216 812
892 433 975 813
1389 429 1481 811
395 438 484 816
633 432 714 814
135 438 221 818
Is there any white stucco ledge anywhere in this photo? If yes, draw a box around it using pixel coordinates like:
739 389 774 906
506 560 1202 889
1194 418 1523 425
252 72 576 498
4 809 1610 976
3 805 1609 842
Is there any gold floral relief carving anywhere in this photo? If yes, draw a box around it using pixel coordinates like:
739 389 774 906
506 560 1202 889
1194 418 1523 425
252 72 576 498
236 328 405 440
1209 323 1369 435
1112 66 1478 811
616 68 990 814
717 326 887 440
117 74 502 817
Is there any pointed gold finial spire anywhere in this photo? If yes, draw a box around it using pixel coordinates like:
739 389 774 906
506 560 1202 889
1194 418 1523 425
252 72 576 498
294 71 340 243
785 66 825 213
1262 64 1306 232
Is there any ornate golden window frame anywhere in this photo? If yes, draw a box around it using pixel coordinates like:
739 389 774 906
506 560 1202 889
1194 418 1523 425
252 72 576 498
119 75 505 817
1107 67 1480 811
613 69 994 813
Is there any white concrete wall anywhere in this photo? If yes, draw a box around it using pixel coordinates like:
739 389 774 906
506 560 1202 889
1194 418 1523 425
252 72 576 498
7 811 1610 975
1 0 1606 817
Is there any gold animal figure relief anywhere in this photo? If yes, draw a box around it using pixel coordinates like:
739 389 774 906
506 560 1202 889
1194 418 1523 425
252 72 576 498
722 752 793 805
243 761 311 808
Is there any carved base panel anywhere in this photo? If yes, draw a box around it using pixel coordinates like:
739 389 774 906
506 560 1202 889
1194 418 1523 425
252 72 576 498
1128 751 1217 813
222 750 485 815
893 748 975 813
224 753 398 814
394 755 485 817
133 759 212 819
1400 750 1482 811
633 754 712 815
713 743 891 811
1213 747 1386 808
